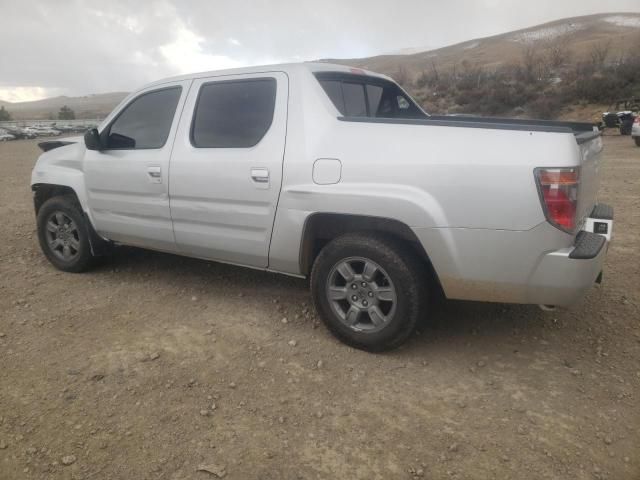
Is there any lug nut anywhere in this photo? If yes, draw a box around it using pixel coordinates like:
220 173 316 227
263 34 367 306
351 295 358 301
361 282 367 287
362 300 368 306
351 284 358 290
368 292 374 297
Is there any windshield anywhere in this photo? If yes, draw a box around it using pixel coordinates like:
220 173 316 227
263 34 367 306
315 72 427 119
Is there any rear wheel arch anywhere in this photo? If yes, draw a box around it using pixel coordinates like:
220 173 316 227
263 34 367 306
299 212 442 293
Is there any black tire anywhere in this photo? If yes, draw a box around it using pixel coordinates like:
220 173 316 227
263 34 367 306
36 195 95 272
311 233 428 352
635 137 640 147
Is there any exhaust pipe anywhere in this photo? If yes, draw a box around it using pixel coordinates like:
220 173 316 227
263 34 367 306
538 304 557 312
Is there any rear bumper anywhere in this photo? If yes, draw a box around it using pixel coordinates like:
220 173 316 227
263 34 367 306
526 232 607 306
412 204 613 307
526 204 613 306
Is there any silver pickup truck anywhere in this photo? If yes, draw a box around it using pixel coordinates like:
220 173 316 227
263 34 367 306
30 62 613 351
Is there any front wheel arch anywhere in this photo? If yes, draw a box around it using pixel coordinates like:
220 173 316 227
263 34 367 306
32 184 111 256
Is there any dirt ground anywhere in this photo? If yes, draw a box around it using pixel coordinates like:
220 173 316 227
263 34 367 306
0 135 638 480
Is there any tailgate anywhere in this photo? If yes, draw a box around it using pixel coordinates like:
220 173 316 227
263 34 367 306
576 131 604 228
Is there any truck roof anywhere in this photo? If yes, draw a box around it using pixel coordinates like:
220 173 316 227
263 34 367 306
142 62 392 90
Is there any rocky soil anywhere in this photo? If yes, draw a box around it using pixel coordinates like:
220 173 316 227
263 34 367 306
0 135 638 479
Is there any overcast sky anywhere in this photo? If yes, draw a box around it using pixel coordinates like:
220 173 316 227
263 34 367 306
1 0 639 102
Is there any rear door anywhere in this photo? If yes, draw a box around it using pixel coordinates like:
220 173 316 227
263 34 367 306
169 72 288 267
84 81 190 251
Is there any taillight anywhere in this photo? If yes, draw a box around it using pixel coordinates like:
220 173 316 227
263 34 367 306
535 167 580 231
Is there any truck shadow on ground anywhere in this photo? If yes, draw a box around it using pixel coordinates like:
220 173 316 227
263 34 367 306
99 245 556 355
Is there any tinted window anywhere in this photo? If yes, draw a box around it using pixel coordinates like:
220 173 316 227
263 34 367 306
107 87 181 149
320 80 345 114
343 82 367 117
366 84 383 115
192 78 276 148
317 74 425 119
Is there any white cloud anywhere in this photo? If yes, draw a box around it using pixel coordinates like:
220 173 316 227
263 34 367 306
0 87 61 103
159 24 244 74
1 0 640 100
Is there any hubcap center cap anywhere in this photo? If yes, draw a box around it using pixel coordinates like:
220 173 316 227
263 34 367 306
327 257 397 333
347 277 376 308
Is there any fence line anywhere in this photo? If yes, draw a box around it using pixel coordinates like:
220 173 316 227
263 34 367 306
0 119 102 128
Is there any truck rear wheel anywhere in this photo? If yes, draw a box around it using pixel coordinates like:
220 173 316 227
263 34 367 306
311 233 428 352
36 195 95 273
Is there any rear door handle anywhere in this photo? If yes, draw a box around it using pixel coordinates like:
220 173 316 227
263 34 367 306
250 167 270 188
147 165 162 184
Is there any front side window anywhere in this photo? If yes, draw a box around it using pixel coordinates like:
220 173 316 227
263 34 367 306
316 73 426 120
106 87 182 149
191 78 277 148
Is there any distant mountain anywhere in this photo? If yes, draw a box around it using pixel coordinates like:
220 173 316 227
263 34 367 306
0 92 128 120
325 13 640 79
383 45 437 56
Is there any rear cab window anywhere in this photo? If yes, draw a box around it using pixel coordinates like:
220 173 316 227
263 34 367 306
315 72 426 120
191 78 277 148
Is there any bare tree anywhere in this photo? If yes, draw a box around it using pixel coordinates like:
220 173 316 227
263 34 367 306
430 60 440 84
394 66 410 87
521 46 540 82
546 43 568 69
590 41 611 69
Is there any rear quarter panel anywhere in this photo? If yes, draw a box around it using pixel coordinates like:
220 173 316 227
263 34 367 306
270 88 583 276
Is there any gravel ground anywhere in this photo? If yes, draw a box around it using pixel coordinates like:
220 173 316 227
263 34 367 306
0 135 638 480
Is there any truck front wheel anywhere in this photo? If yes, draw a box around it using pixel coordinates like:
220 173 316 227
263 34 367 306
36 196 96 273
311 234 428 352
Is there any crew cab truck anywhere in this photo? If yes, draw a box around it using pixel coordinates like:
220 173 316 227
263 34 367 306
31 63 613 351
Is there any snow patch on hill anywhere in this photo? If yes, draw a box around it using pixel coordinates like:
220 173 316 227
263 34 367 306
511 23 584 44
463 41 480 50
604 15 640 28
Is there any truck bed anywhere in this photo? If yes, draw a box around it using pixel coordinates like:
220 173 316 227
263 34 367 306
340 115 601 144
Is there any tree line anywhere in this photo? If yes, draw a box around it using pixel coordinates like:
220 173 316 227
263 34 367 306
0 105 76 121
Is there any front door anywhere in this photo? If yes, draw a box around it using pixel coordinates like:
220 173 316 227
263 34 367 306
169 72 288 267
83 81 190 251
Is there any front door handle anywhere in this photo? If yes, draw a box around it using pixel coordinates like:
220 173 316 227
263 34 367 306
147 165 162 184
250 167 269 187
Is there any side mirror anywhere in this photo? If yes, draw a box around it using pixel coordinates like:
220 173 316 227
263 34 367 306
84 128 103 151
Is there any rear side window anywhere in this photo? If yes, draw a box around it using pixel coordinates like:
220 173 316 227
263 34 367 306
191 78 277 148
106 87 181 149
343 83 367 117
316 73 425 120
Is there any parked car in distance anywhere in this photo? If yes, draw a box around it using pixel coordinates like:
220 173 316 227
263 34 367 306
632 116 640 146
30 63 613 351
3 127 37 139
21 127 44 137
33 127 62 137
54 124 75 133
0 132 16 141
